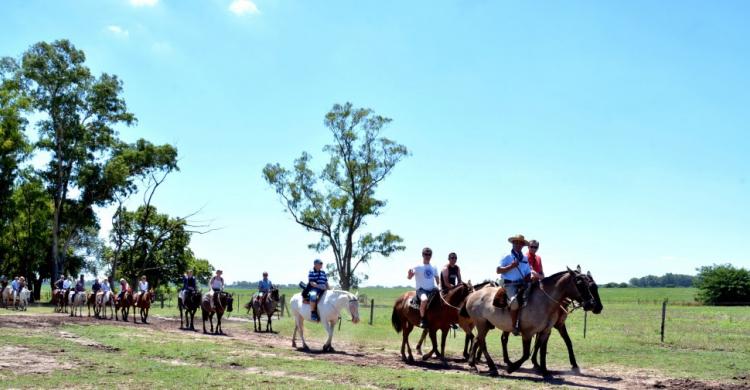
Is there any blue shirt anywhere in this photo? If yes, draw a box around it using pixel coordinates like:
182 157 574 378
308 269 328 287
258 279 273 292
499 251 531 282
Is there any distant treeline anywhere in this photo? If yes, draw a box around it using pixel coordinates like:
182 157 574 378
628 273 695 287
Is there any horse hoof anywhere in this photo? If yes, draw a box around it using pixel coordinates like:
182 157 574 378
571 366 581 374
407 356 415 364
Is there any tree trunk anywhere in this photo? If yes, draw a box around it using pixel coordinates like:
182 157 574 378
33 278 42 302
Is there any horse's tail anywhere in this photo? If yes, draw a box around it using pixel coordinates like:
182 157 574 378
391 299 402 333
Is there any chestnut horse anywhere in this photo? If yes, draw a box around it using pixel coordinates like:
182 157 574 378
52 289 66 313
251 288 280 333
133 290 154 324
115 290 133 321
391 282 474 364
201 291 234 334
179 289 202 330
86 292 96 317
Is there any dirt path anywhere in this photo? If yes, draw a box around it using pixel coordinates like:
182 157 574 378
2 313 748 389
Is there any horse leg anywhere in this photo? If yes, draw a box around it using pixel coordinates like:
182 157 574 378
463 332 474 361
322 321 334 352
501 331 511 366
202 308 208 333
422 329 438 361
470 321 495 374
507 334 532 374
296 316 309 351
439 328 449 365
415 328 428 356
209 313 215 333
402 323 414 363
538 330 552 377
267 312 273 333
531 332 542 369
217 313 223 334
557 323 579 372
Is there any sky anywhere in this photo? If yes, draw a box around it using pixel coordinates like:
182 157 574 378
2 0 749 286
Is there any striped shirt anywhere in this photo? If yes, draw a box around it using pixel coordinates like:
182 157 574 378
308 269 328 286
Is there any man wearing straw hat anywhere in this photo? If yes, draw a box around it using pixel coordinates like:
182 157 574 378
497 234 531 336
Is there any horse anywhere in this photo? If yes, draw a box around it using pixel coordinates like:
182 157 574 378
52 289 66 313
115 290 133 321
178 289 202 330
463 268 596 377
1 286 12 308
201 291 234 334
391 282 473 364
252 288 280 333
16 287 30 311
69 290 87 317
63 289 72 313
290 289 360 352
415 280 495 361
95 291 115 320
86 292 97 317
133 289 154 324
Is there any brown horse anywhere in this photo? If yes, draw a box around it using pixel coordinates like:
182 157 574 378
133 289 154 323
464 269 596 377
86 292 96 317
201 291 234 334
415 281 495 360
251 288 280 333
391 282 474 364
115 290 133 321
52 289 66 313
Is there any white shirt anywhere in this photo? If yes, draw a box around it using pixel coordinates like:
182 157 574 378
413 264 438 291
210 276 224 290
101 283 111 293
499 251 531 282
139 281 148 292
62 280 71 289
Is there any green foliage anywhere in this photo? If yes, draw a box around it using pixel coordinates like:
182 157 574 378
263 102 408 290
694 264 750 305
628 273 695 287
186 257 214 285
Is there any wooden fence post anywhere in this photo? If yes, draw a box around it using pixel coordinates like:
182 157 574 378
583 311 587 338
279 294 285 317
660 299 668 343
338 316 342 331
369 299 375 325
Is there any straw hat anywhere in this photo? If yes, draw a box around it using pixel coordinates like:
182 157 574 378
507 234 529 245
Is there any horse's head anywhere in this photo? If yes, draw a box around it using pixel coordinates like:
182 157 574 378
270 288 280 302
347 292 360 324
445 282 473 306
566 266 596 311
583 270 603 314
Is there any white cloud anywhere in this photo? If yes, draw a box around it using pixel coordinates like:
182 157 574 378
106 25 130 39
129 0 158 6
229 0 259 16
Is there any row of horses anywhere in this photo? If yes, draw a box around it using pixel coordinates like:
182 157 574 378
51 288 154 323
1 286 31 311
391 266 604 377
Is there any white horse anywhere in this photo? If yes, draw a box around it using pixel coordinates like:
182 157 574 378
290 289 360 352
15 288 30 311
95 291 115 319
69 290 86 317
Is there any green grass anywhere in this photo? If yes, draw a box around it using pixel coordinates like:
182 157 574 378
6 287 749 388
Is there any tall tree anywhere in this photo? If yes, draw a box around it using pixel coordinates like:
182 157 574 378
263 102 408 290
15 40 177 288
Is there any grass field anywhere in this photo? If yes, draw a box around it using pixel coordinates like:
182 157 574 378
2 287 749 389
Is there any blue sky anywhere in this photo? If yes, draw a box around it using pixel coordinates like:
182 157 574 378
3 0 748 286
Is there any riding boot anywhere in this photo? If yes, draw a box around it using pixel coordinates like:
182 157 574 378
311 301 319 321
511 309 520 336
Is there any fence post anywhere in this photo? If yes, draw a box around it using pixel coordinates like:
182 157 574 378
279 294 285 317
338 316 342 331
660 299 668 343
583 311 587 339
369 299 375 325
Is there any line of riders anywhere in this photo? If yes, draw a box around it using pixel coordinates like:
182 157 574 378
0 275 32 310
393 234 604 377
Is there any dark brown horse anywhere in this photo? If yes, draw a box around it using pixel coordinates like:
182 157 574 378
251 288 279 333
201 291 234 334
179 289 202 330
133 289 154 323
86 292 96 317
52 289 66 313
115 290 133 321
391 282 474 364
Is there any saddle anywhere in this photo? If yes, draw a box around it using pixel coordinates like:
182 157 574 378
409 290 438 310
492 287 508 309
299 282 325 304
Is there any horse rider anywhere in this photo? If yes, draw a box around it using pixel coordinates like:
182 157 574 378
135 275 149 303
0 275 7 291
209 270 225 309
54 275 65 292
257 272 273 303
181 270 197 301
11 277 19 296
92 278 102 295
117 278 130 302
62 276 72 291
441 252 463 293
101 278 111 296
527 240 544 282
307 259 329 321
72 274 85 302
496 234 532 336
408 247 439 328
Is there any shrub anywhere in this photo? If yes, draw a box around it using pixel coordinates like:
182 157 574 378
694 264 750 305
